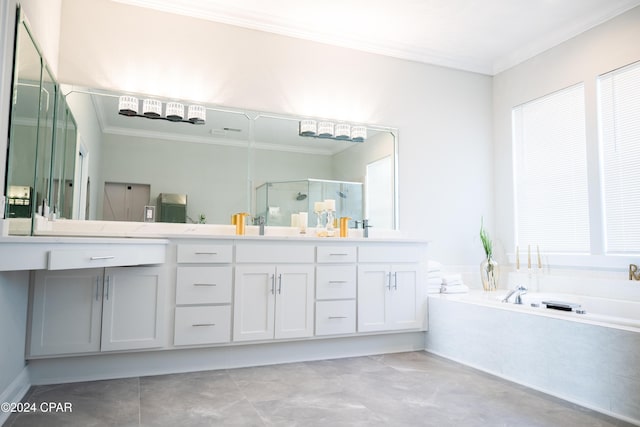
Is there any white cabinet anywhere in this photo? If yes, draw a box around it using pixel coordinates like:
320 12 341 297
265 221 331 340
29 266 167 357
101 266 167 351
357 263 424 332
173 243 234 347
233 265 314 342
174 306 231 346
30 269 103 356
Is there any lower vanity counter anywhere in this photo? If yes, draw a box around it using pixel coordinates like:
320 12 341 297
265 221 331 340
24 237 429 360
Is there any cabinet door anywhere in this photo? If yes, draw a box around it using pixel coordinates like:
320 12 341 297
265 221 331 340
233 265 276 342
274 265 315 339
101 266 167 351
357 265 391 332
389 264 424 330
30 269 103 356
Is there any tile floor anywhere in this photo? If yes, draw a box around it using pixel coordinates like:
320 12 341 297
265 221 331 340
6 351 633 426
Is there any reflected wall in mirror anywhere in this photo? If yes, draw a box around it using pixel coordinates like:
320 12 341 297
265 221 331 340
64 88 251 225
252 115 397 230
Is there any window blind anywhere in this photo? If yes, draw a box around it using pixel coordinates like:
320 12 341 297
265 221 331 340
512 84 590 253
599 61 640 254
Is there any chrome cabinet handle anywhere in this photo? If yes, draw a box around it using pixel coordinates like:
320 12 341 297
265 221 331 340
329 253 349 256
193 283 217 287
95 276 100 301
270 274 275 295
105 276 110 300
328 280 347 284
90 256 114 260
328 316 348 319
192 323 216 327
386 272 392 290
195 252 217 255
393 272 398 290
278 274 282 294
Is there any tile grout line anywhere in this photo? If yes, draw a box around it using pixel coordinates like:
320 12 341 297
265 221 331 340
224 368 269 427
137 376 141 427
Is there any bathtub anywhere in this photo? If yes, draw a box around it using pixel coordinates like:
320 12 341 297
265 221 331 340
457 290 640 332
426 290 640 425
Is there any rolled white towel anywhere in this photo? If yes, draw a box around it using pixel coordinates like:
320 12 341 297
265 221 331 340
440 284 469 294
427 271 442 279
442 274 463 285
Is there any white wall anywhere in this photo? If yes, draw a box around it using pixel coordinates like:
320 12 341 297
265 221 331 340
57 0 494 265
18 0 61 76
493 6 640 268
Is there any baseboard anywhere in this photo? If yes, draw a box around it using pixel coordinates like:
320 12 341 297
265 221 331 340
424 349 640 427
28 332 426 386
0 367 31 427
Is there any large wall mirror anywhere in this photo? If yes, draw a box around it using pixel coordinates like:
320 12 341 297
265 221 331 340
4 11 399 235
5 13 77 235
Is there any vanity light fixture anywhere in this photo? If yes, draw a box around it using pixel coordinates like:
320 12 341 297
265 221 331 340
334 123 351 140
298 119 366 142
317 121 335 138
187 105 206 124
351 125 367 142
299 119 317 136
117 95 206 125
165 102 184 121
118 96 139 116
142 99 162 117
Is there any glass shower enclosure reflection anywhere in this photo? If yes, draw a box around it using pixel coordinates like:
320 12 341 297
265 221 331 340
255 179 363 227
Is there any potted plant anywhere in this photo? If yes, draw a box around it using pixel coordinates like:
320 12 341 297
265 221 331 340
479 218 499 291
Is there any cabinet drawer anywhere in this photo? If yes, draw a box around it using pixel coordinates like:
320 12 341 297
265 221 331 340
174 306 231 346
315 300 356 336
316 246 357 263
316 265 356 300
176 244 232 264
235 243 314 263
48 244 166 270
176 267 232 305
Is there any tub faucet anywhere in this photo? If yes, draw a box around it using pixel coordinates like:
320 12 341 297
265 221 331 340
630 264 640 281
502 285 528 304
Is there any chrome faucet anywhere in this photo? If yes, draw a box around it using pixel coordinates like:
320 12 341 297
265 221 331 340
630 264 640 281
253 215 265 236
362 219 372 238
502 285 528 304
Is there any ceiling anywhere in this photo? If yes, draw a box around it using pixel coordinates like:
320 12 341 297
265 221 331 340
111 0 640 75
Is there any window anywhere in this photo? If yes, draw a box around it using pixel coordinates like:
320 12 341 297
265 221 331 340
598 61 640 254
512 84 590 253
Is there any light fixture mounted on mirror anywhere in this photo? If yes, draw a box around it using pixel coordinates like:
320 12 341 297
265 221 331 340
298 119 367 142
118 95 206 125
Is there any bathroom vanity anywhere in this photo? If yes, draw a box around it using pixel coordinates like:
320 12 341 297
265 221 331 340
18 232 427 369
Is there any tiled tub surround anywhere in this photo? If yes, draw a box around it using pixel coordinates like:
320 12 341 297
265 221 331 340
426 290 640 425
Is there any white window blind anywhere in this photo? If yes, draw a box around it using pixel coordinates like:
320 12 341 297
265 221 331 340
599 61 640 254
512 84 590 253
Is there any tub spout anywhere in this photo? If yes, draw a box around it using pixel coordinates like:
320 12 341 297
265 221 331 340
502 285 527 304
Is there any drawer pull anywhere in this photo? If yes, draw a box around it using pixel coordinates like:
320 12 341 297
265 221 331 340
193 283 217 287
195 252 218 255
329 253 349 256
90 256 115 260
328 316 348 319
328 280 347 284
192 323 216 327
